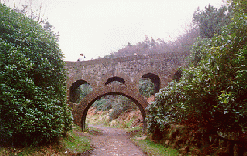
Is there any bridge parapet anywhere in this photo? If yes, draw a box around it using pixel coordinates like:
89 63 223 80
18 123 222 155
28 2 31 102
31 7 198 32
65 53 187 132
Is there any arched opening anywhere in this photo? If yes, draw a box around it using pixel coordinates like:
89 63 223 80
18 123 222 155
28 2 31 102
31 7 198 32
172 68 183 82
80 92 147 132
105 76 125 85
87 94 140 127
69 80 93 103
141 73 160 94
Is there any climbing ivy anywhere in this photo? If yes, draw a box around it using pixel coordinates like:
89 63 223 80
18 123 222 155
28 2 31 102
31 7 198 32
0 4 72 146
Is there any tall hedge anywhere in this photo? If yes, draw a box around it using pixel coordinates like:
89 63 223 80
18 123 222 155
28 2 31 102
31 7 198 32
147 0 246 147
0 4 72 145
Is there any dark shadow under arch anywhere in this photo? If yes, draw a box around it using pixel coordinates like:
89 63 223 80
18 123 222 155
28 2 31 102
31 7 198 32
80 91 147 133
105 76 125 85
69 79 90 103
142 73 160 93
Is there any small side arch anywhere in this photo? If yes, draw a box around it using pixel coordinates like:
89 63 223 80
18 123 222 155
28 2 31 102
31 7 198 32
66 76 97 102
142 73 161 93
69 79 92 103
100 72 133 87
105 76 125 85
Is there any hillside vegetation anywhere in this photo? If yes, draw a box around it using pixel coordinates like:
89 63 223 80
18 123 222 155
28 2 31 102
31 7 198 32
104 26 199 59
147 1 247 155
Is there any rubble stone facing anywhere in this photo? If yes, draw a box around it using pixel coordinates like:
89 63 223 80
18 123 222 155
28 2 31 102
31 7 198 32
65 53 187 132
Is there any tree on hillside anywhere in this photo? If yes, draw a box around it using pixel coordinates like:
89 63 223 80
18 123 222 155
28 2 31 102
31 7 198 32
111 25 199 58
3 0 46 24
2 0 59 39
193 4 233 38
0 3 72 146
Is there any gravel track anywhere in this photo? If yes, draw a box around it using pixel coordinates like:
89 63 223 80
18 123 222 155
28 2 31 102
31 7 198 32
88 124 146 156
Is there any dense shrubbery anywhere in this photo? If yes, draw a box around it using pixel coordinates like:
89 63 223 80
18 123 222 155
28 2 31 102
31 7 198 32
0 4 72 146
193 4 233 38
139 78 155 98
93 96 113 112
147 1 247 155
92 95 137 121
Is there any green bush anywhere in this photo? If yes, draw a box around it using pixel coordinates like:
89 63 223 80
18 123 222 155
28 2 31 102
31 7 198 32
139 78 155 98
147 0 247 145
0 4 72 146
92 95 137 120
93 98 112 111
193 4 232 38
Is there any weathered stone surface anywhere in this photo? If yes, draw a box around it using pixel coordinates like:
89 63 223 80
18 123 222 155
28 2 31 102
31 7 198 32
65 53 187 132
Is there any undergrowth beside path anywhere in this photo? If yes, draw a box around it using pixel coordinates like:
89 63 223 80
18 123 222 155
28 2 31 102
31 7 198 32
0 125 92 156
131 137 178 156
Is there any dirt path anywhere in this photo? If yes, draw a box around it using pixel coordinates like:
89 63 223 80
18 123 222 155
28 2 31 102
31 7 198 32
88 124 146 156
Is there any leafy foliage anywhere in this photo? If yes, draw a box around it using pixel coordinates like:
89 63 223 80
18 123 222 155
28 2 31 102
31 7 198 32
0 4 72 146
0 124 91 155
147 0 247 147
93 97 113 112
139 78 155 98
92 95 137 120
193 4 233 38
74 83 93 103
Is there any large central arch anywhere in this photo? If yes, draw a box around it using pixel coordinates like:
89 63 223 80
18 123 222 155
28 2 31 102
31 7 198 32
72 83 149 132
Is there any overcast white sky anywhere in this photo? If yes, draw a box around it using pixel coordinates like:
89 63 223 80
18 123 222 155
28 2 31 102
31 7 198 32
4 0 226 61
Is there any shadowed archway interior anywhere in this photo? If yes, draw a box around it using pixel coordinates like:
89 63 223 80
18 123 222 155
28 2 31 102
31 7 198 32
105 76 125 85
81 91 147 132
69 80 89 103
142 73 160 93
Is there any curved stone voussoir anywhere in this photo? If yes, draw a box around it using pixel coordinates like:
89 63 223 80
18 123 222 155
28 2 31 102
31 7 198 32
72 84 148 132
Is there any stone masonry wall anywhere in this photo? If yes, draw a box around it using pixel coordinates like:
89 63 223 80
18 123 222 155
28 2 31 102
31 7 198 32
65 53 186 95
65 53 187 131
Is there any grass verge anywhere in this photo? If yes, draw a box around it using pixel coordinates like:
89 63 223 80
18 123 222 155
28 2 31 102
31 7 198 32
131 136 178 156
0 124 92 156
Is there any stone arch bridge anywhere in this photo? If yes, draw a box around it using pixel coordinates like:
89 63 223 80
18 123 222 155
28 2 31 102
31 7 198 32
65 53 186 132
